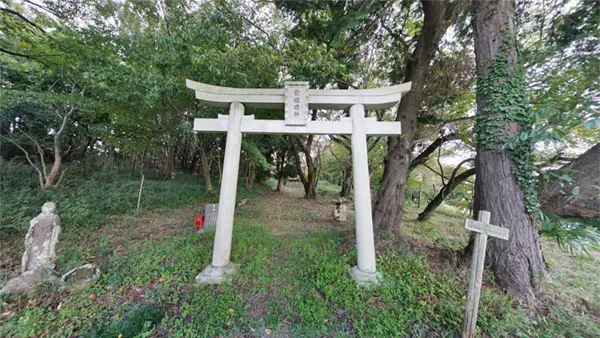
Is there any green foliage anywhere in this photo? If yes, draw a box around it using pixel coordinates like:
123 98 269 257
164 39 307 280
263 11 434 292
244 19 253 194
475 33 539 214
539 214 600 255
91 303 164 338
0 164 265 234
4 210 599 337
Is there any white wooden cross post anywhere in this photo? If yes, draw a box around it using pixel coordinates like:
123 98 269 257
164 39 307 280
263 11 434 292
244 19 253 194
187 80 411 285
462 210 510 338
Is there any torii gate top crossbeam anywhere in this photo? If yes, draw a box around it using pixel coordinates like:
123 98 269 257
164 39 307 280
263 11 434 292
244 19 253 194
186 79 412 110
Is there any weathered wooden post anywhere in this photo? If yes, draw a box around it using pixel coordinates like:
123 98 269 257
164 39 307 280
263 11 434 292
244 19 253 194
461 210 509 338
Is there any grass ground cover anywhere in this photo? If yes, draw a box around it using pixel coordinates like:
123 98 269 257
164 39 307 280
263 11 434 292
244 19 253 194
1 180 599 337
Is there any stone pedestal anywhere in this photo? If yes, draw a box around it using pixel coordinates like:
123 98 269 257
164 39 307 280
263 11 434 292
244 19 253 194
195 263 239 284
348 265 381 286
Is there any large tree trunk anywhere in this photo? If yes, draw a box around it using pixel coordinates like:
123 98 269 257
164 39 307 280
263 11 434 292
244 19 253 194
373 0 456 234
473 0 545 301
292 110 319 199
540 142 600 218
292 145 317 199
418 167 475 221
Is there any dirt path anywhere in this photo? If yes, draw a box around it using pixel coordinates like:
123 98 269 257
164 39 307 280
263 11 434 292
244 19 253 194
236 181 353 237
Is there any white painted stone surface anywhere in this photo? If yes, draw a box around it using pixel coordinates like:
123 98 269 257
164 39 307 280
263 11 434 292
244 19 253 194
285 82 309 125
349 105 379 280
212 102 244 267
189 80 409 285
187 79 411 110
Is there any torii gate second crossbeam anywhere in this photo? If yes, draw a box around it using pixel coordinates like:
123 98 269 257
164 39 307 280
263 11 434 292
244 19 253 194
188 80 411 285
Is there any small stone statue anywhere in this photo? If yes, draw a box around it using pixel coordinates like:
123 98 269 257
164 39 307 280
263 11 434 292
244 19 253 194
1 202 100 299
21 202 61 274
334 197 348 222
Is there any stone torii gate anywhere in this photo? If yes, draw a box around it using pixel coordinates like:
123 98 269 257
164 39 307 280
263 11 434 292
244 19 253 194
187 80 411 285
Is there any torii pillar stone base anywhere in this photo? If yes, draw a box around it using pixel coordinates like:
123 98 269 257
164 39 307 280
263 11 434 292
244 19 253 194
195 263 240 284
348 266 381 285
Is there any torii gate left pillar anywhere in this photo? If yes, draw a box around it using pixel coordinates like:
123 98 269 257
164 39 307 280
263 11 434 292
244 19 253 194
187 80 411 285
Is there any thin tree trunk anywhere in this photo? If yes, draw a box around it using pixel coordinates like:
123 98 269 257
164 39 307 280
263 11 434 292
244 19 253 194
340 165 353 198
473 0 545 301
291 110 319 199
418 168 475 221
247 163 255 188
197 134 212 193
275 151 285 192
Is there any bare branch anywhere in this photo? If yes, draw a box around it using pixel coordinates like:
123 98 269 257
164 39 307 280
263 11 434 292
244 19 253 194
410 132 459 171
1 135 44 188
54 167 68 188
436 139 445 186
18 128 47 177
330 135 351 152
423 163 450 181
367 136 382 153
448 158 475 183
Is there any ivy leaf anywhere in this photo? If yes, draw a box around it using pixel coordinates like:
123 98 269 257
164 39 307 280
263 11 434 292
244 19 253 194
520 131 529 141
572 186 580 196
584 119 598 130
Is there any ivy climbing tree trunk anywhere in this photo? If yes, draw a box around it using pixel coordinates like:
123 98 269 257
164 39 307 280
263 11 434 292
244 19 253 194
473 0 545 302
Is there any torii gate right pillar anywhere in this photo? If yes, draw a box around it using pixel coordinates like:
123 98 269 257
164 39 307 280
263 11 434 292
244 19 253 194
348 104 380 283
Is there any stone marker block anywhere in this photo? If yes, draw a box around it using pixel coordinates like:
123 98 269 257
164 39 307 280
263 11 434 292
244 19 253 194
204 204 219 230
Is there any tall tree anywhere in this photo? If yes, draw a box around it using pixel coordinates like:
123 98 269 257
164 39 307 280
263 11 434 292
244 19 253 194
472 0 545 301
373 0 468 235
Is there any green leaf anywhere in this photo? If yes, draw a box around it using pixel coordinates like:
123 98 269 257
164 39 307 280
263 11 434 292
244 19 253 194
584 119 597 130
572 186 580 196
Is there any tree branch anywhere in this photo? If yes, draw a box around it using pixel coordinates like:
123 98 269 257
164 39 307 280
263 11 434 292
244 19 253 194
436 140 446 186
0 46 58 59
448 158 475 182
367 136 383 153
1 135 44 188
409 132 459 171
1 7 47 34
330 135 351 152
423 163 450 181
18 128 47 177
54 167 68 188
440 116 474 127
